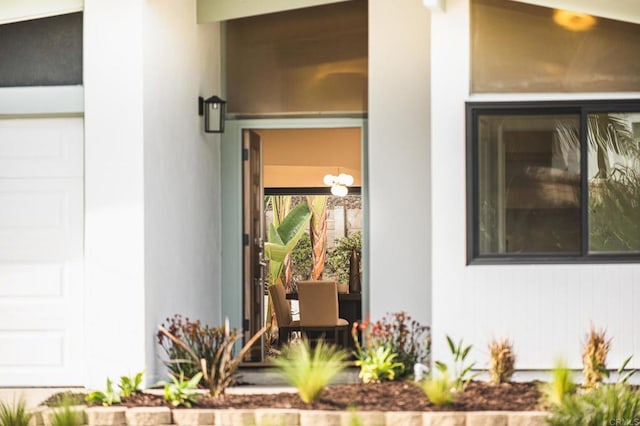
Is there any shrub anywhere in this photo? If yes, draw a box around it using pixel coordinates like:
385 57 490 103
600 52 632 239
418 372 457 406
361 312 431 379
488 337 515 384
434 335 477 391
582 324 611 388
48 396 82 426
118 371 144 397
540 360 576 407
325 232 362 284
158 318 266 398
352 341 404 384
160 372 203 408
0 399 32 426
157 314 221 382
290 232 312 282
85 378 121 406
272 338 347 403
548 383 640 426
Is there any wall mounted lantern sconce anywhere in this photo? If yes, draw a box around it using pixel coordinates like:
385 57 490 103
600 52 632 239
198 95 226 133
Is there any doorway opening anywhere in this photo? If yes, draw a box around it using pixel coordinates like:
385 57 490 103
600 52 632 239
242 127 364 362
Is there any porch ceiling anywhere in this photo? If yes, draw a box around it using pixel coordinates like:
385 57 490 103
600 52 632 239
510 0 640 25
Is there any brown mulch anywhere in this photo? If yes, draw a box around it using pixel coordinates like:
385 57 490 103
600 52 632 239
114 381 542 412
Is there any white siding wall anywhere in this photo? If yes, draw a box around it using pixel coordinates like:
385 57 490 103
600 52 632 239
142 0 221 384
431 0 640 372
368 0 432 326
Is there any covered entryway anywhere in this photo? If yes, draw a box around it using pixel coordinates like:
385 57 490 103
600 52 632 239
0 117 84 386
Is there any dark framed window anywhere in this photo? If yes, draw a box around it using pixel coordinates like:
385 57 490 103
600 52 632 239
467 100 640 264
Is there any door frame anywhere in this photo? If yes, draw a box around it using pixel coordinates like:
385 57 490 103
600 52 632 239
220 117 369 344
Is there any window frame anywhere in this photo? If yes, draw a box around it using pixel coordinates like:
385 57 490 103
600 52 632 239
466 99 640 264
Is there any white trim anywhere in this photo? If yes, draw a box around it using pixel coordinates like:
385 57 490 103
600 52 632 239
423 0 446 12
469 92 640 102
197 0 349 23
0 86 84 116
0 1 82 25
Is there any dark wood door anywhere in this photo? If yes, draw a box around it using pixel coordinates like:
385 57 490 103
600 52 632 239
243 130 265 361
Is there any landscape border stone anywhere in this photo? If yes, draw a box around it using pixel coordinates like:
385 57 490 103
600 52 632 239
31 405 551 426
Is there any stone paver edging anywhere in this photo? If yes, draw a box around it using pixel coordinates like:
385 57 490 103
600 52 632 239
29 406 549 426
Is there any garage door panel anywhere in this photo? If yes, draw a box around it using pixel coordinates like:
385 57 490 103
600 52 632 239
0 331 65 367
0 117 83 386
0 179 82 259
0 262 64 297
0 118 83 178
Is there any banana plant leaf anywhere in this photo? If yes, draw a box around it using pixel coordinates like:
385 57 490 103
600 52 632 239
264 201 311 285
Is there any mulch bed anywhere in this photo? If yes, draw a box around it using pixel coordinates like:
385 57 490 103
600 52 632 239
112 381 542 412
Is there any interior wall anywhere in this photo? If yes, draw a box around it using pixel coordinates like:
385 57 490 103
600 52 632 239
431 0 640 371
143 0 221 384
84 0 147 388
368 0 431 325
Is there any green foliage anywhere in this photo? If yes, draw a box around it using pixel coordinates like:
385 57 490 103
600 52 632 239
41 392 86 407
540 360 576 407
157 314 230 385
158 317 266 398
356 312 431 380
48 396 83 426
547 383 640 426
434 335 477 391
118 371 144 397
354 345 404 384
85 378 121 406
616 355 637 385
265 201 312 286
160 372 203 408
290 232 312 282
590 166 640 252
325 232 362 284
418 371 457 406
272 338 347 403
0 399 32 426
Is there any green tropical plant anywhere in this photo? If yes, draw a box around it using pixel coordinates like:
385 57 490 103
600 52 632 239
272 338 347 403
547 383 640 426
434 336 477 391
0 398 32 426
307 195 328 279
418 371 457 406
118 371 144 397
265 201 312 286
290 232 312 282
540 360 576 407
488 337 516 384
158 320 266 398
85 378 121 406
160 372 203 408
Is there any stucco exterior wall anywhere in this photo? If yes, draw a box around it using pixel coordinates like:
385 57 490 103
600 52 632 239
431 0 640 372
142 0 222 383
84 0 147 388
368 0 432 326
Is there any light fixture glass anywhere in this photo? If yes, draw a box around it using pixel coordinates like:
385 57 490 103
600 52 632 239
323 174 335 186
330 184 349 197
553 9 596 32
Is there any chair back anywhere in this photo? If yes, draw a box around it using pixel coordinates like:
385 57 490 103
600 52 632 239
269 283 292 327
297 280 340 326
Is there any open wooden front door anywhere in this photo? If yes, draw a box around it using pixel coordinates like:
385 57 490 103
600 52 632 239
243 130 265 361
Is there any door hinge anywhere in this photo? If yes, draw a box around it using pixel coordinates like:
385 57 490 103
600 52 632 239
243 148 249 161
243 319 250 332
243 233 249 246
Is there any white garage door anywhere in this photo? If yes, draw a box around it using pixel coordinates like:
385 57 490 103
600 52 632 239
0 117 84 386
